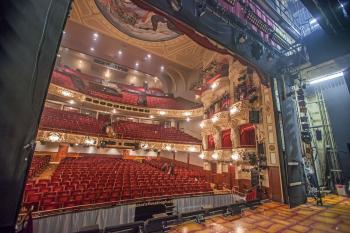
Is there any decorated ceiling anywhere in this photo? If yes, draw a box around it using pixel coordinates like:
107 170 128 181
95 0 181 42
69 0 213 69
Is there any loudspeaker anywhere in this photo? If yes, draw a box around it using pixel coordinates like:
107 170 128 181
249 110 260 123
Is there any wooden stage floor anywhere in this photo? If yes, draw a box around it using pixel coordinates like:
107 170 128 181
169 195 350 233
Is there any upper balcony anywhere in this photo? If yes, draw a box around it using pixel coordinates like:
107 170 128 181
49 67 204 119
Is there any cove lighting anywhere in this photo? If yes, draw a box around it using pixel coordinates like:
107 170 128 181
309 71 343 85
68 100 75 105
61 90 73 97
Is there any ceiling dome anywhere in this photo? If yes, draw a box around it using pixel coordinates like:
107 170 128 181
95 0 181 42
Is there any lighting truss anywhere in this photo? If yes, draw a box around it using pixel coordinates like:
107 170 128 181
245 6 271 34
269 32 291 51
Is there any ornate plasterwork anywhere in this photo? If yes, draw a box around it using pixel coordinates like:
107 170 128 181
37 130 201 152
200 100 250 135
70 0 212 69
48 84 204 119
201 147 256 162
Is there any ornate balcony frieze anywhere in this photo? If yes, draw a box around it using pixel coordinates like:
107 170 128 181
37 130 201 152
48 84 204 119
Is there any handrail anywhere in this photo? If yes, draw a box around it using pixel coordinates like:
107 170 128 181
38 128 202 145
27 191 227 219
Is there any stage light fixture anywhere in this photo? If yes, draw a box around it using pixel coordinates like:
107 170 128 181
238 33 247 44
169 0 183 11
309 71 344 84
195 0 207 17
269 32 290 51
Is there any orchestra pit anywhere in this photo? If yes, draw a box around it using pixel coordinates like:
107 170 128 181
1 0 350 233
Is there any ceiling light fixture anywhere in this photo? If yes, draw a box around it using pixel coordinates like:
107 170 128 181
84 138 95 146
231 152 239 161
199 121 205 128
211 82 218 89
68 100 75 105
90 47 95 51
149 115 154 119
199 153 205 159
309 71 343 85
93 32 98 38
186 117 191 122
118 50 122 55
160 66 164 71
147 54 152 59
212 152 218 160
135 62 139 67
159 111 166 115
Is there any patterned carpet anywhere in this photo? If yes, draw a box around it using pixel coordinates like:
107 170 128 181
169 195 350 233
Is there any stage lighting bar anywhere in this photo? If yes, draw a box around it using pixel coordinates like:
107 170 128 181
269 32 291 51
245 7 271 34
309 71 344 85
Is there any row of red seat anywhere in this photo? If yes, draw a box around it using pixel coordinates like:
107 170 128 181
51 66 201 110
39 107 201 144
28 155 51 178
40 107 106 136
113 120 201 144
23 157 212 211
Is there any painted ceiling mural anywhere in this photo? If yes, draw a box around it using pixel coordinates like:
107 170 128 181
95 0 181 42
